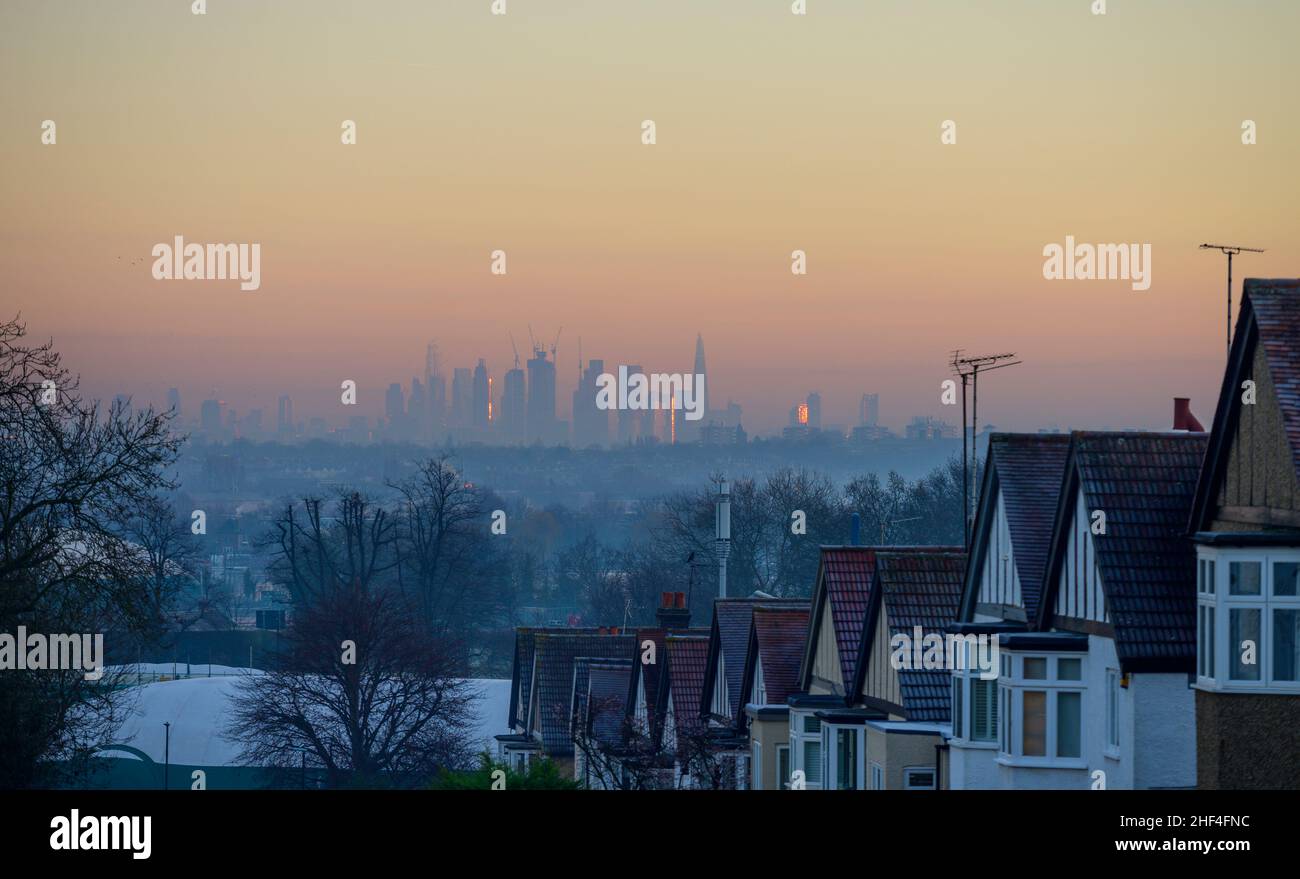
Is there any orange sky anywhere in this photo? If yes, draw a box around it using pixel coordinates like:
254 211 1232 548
2 0 1297 432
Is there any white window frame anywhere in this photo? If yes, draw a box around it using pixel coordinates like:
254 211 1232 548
870 762 884 790
995 652 1087 769
788 710 822 789
824 724 862 791
1196 547 1300 694
776 744 790 790
1104 668 1121 758
752 740 762 790
902 765 937 790
950 642 999 748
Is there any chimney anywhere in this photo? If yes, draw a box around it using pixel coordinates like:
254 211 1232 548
1173 397 1205 432
656 590 691 630
850 512 861 546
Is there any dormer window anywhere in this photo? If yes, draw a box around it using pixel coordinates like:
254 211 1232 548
1197 548 1300 693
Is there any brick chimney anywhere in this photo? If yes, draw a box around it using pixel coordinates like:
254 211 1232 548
656 591 691 630
1173 397 1205 432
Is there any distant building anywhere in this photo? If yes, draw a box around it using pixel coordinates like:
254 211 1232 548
472 359 490 428
385 382 405 432
572 358 609 448
905 416 959 440
502 366 526 443
277 395 293 437
806 393 822 431
200 399 223 434
451 368 472 428
526 349 557 444
859 393 878 427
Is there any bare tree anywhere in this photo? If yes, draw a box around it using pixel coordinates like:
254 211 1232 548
0 316 179 787
227 577 476 788
267 491 398 607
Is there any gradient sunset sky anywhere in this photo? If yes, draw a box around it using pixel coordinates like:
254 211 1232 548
3 0 1297 434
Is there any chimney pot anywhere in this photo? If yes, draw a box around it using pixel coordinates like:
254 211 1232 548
674 591 686 609
661 591 672 609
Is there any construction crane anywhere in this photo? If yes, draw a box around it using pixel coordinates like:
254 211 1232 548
1200 243 1265 359
508 332 520 369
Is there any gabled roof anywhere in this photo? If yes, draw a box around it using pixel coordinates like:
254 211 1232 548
586 661 634 747
662 635 709 743
507 627 600 730
1191 279 1300 532
799 546 962 699
740 603 810 715
855 550 966 721
1038 431 1207 673
702 597 807 721
960 433 1071 622
528 631 635 755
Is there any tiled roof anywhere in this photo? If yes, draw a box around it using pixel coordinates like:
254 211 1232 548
570 657 596 741
629 628 666 741
984 434 1072 619
807 547 961 696
748 603 810 707
1190 280 1300 533
587 661 634 747
706 597 806 720
665 635 708 740
872 551 967 722
1046 432 1207 671
1249 281 1300 487
509 626 599 730
530 631 634 755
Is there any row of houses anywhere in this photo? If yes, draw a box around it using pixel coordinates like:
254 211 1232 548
497 279 1300 790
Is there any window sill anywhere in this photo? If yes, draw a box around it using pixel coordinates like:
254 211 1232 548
1103 748 1121 761
1194 680 1300 695
995 756 1088 771
948 738 998 751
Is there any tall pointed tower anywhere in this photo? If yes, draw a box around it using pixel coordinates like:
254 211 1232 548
693 333 709 419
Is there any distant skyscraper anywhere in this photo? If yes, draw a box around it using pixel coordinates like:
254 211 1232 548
200 398 223 433
807 392 822 430
860 393 879 427
451 368 472 428
425 341 446 434
408 377 427 442
526 348 556 444
693 334 709 419
472 359 490 428
385 382 405 431
502 365 526 442
166 387 181 419
572 358 609 448
277 395 293 436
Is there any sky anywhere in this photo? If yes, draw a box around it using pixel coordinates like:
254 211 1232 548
2 0 1297 434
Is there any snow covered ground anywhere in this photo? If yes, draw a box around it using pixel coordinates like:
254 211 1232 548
108 675 511 767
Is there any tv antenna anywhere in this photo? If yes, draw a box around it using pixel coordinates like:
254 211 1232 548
1200 243 1264 359
950 350 1021 547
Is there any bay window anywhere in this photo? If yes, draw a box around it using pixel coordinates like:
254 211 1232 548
1197 548 1300 692
949 642 999 745
997 652 1086 767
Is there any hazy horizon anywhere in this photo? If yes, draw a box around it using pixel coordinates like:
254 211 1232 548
4 0 1297 434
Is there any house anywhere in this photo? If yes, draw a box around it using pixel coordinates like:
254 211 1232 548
1028 430 1206 789
852 549 967 790
496 626 634 775
578 659 635 789
700 596 807 788
791 546 960 789
1188 279 1300 789
739 602 810 790
948 433 1070 789
660 633 710 787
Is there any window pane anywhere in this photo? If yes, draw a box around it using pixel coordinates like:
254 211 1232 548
837 729 857 790
973 678 996 742
804 741 822 784
804 716 821 734
1274 609 1300 683
1207 560 1215 594
1057 691 1082 758
778 747 790 789
1022 691 1046 756
1057 658 1082 680
1229 608 1261 681
952 678 963 738
1106 672 1119 748
1275 562 1300 597
1024 658 1047 680
1229 561 1262 596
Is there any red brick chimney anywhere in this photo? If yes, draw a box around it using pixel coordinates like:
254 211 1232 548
656 591 691 630
1173 397 1205 432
